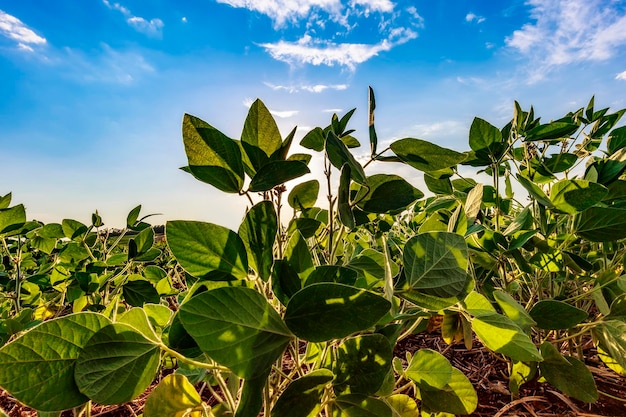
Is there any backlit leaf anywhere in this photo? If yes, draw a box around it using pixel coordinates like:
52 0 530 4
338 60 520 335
472 313 542 362
238 201 277 281
550 179 607 214
390 138 466 172
143 374 204 417
354 174 423 213
334 334 392 395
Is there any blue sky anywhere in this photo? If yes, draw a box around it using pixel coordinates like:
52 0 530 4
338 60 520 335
1 0 626 229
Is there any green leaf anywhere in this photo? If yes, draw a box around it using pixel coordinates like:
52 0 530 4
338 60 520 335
129 226 154 258
235 372 269 417
0 192 11 209
368 86 377 157
285 283 391 342
420 368 478 415
575 206 626 241
334 394 392 417
403 232 468 298
493 290 536 333
338 164 355 229
238 201 277 281
0 313 110 411
334 334 392 395
472 313 542 362
468 117 503 157
143 374 204 417
385 394 419 417
288 180 320 210
608 125 626 155
122 280 161 307
75 323 160 405
284 230 315 281
463 291 496 316
390 138 466 172
529 299 588 330
179 287 292 378
543 153 578 173
354 174 423 213
0 204 26 235
248 160 310 192
525 122 579 141
539 342 598 403
509 360 537 395
593 320 626 371
516 174 553 207
549 179 608 214
304 265 358 287
271 369 334 417
271 259 302 306
166 220 248 280
241 99 282 164
127 204 141 227
300 127 325 152
326 131 367 185
182 114 244 193
405 349 452 390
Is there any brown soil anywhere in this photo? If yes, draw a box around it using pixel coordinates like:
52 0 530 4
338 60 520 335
2 333 625 417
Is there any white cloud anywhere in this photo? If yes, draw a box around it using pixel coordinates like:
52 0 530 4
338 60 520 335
0 10 46 51
410 121 467 139
617 71 626 81
260 28 417 69
506 0 626 81
216 0 341 27
102 0 164 37
323 108 343 113
465 12 485 24
265 82 348 93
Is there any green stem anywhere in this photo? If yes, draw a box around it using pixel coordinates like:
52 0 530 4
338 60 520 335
160 344 230 372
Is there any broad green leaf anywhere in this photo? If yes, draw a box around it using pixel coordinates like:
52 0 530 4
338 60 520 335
385 394 419 417
348 249 398 282
75 323 160 405
575 206 626 241
129 226 154 258
463 291 496 316
271 369 334 417
271 259 302 306
420 368 478 415
143 374 204 417
287 217 322 238
127 204 141 227
0 204 25 235
248 160 310 192
405 349 452 390
61 218 88 240
238 201 277 281
539 342 598 403
597 345 626 376
592 320 626 371
543 153 578 173
424 172 453 195
549 179 607 214
166 220 248 280
242 99 282 164
284 230 315 280
288 180 320 210
516 174 553 207
334 394 392 417
179 287 292 378
304 265 358 287
334 334 392 395
0 192 11 209
300 127 325 151
608 125 626 155
472 313 542 361
354 174 423 213
183 114 244 193
326 131 367 185
468 117 503 156
529 299 588 330
493 290 536 333
118 307 159 342
390 138 466 172
399 274 473 311
403 232 468 298
525 122 579 141
593 148 626 185
123 279 160 307
285 283 391 342
0 313 110 411
509 360 537 395
235 372 268 417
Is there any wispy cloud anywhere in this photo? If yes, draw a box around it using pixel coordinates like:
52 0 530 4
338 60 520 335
265 82 348 93
102 0 164 37
260 28 417 69
0 10 46 52
243 98 299 118
217 0 422 69
617 71 626 81
465 12 485 24
506 0 626 81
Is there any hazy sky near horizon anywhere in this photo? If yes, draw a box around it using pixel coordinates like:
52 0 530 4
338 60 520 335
1 0 626 229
